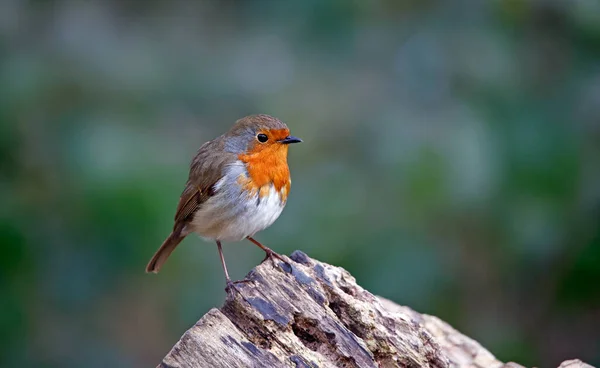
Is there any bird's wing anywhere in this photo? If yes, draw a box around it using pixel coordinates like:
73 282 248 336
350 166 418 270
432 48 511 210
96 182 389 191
173 184 206 224
173 139 236 225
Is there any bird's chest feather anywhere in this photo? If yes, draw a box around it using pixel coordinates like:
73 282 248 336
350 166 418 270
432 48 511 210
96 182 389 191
237 145 291 202
188 160 288 241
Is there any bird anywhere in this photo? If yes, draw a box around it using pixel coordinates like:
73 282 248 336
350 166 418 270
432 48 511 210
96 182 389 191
145 114 302 290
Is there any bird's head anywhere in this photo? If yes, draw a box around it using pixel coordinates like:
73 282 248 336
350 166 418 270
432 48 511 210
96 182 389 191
224 114 302 156
224 114 301 193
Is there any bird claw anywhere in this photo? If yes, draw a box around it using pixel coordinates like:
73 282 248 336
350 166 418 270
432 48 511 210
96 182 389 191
261 250 291 272
225 279 253 295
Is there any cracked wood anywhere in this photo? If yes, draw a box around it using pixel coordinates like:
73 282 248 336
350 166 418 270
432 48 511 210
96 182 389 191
157 252 595 368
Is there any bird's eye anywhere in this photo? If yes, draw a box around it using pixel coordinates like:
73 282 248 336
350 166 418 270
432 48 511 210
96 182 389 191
257 133 268 143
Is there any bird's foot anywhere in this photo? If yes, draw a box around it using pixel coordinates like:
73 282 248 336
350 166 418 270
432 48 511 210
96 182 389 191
225 278 253 295
261 250 291 272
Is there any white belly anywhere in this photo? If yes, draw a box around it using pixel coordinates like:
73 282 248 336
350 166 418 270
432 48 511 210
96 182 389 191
187 164 286 242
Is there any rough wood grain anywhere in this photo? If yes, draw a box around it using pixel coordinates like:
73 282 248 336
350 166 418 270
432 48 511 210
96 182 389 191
158 251 594 368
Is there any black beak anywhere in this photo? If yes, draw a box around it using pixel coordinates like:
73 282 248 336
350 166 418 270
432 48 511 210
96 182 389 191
278 136 302 144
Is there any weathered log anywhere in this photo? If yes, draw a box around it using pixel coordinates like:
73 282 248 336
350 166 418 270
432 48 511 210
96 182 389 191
157 251 594 368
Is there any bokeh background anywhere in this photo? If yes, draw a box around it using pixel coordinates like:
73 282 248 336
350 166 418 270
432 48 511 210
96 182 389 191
2 0 599 367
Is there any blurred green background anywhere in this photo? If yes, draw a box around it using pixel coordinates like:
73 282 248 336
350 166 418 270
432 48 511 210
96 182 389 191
1 0 599 367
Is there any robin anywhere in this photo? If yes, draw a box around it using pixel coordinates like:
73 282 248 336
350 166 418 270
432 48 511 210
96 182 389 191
145 114 302 290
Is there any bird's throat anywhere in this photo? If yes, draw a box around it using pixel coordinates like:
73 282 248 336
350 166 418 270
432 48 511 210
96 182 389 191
238 145 291 200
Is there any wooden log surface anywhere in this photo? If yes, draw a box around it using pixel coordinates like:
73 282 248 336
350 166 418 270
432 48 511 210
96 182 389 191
157 251 594 368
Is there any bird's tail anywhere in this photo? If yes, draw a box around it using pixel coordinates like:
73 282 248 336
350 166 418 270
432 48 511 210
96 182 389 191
146 227 186 273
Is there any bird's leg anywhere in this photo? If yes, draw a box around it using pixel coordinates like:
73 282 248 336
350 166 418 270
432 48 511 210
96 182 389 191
246 236 288 267
216 241 251 294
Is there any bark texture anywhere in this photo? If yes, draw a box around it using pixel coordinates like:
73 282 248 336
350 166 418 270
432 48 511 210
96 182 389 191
157 251 594 368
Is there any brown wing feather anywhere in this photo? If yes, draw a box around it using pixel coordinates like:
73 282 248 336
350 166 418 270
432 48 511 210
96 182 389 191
172 138 235 227
173 184 202 224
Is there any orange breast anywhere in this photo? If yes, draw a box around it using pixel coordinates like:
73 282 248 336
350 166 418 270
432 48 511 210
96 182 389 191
238 144 291 202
